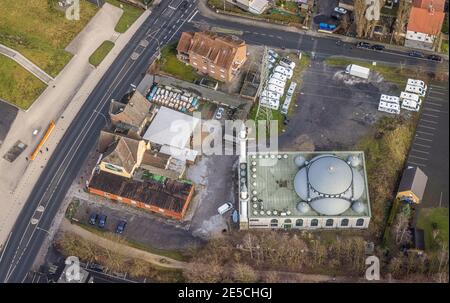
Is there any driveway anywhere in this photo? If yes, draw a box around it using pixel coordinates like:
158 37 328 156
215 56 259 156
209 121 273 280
279 59 396 150
406 82 449 208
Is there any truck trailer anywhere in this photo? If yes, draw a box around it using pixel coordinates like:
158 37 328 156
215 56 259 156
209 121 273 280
345 64 370 80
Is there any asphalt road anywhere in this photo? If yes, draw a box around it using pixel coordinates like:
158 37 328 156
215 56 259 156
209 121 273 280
0 0 448 283
0 0 199 282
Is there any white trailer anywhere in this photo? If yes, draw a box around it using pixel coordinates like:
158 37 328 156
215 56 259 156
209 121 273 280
405 84 426 97
274 66 293 79
261 89 282 100
400 91 421 103
260 96 280 110
378 101 400 115
271 72 288 82
380 94 400 104
407 79 427 90
345 64 370 80
287 82 297 96
267 84 284 95
268 78 286 89
401 99 420 112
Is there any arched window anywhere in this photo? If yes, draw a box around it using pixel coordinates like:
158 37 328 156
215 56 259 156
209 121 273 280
325 219 334 226
356 218 364 227
296 219 303 227
284 219 292 224
270 219 278 227
341 219 349 227
311 219 318 227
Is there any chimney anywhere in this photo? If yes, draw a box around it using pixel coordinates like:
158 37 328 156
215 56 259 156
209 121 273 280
428 0 435 14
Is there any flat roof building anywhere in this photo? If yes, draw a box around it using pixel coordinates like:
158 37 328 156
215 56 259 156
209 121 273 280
396 166 428 204
238 147 371 229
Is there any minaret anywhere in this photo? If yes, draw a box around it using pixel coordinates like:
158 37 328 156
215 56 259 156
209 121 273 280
238 123 249 229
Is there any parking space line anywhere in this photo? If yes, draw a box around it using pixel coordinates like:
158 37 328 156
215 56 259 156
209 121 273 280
430 84 447 90
417 124 436 130
407 160 427 167
427 95 446 102
420 119 438 124
415 136 433 142
413 142 432 148
429 90 446 95
416 130 434 136
409 154 429 161
411 148 430 154
422 112 439 118
426 102 443 107
424 108 446 113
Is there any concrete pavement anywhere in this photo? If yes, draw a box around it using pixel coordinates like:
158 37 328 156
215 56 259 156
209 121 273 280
0 44 53 85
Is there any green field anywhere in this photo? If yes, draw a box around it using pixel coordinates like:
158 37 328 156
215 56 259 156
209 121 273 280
417 207 449 251
0 0 98 77
158 43 200 82
106 0 144 33
0 55 47 110
89 41 115 67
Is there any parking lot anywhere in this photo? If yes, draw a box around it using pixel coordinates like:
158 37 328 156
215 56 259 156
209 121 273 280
279 59 396 150
406 82 449 208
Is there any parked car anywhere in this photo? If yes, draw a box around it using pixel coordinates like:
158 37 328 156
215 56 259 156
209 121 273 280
89 213 98 225
427 54 442 62
283 117 290 125
371 44 385 51
408 51 424 58
319 23 336 31
334 7 348 14
215 107 225 119
98 215 107 228
356 42 371 49
268 56 276 64
268 50 279 59
217 202 233 215
331 11 342 20
115 221 127 234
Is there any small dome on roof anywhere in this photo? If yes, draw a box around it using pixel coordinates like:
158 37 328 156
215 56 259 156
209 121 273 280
348 155 362 167
352 201 366 214
296 202 311 213
294 155 306 167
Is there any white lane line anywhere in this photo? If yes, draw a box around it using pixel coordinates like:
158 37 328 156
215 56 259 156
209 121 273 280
422 113 439 118
429 90 446 95
411 148 430 154
417 124 436 130
424 107 446 113
408 161 427 167
430 84 448 89
427 95 446 102
188 10 198 22
426 101 443 107
416 130 434 136
413 142 431 148
409 154 429 161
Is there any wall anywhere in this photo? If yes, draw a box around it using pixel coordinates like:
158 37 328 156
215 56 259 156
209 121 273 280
247 216 371 229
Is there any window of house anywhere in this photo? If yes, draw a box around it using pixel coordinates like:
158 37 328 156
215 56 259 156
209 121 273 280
270 219 278 227
295 219 303 227
311 219 318 227
356 218 364 226
325 219 334 227
341 219 349 227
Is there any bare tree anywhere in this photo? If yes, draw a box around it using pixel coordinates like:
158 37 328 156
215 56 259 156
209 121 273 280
232 263 258 282
354 0 368 37
393 0 412 44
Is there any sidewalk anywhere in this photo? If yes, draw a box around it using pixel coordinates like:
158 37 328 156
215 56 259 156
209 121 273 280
0 44 53 84
0 5 151 247
198 0 449 59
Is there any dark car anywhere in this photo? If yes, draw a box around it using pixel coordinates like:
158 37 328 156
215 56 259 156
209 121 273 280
331 11 342 20
283 117 290 125
408 51 424 58
89 213 98 225
98 215 107 228
115 221 127 234
427 54 442 62
356 42 371 49
371 44 385 51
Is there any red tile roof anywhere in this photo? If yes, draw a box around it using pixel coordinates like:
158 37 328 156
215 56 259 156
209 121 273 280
407 7 445 35
413 0 445 11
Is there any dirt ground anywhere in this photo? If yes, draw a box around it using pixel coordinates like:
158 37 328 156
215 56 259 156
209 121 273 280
279 59 398 150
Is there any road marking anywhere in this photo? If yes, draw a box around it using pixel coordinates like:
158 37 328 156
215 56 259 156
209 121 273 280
427 95 446 102
429 90 446 95
415 136 433 142
407 160 427 167
411 148 430 154
422 112 439 118
424 107 446 113
417 124 436 130
426 101 443 107
430 84 447 90
420 119 438 124
413 142 431 148
409 154 429 161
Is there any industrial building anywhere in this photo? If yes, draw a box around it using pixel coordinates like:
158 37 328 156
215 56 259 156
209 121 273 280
237 128 371 229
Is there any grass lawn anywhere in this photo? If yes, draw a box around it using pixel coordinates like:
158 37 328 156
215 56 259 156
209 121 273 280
0 55 47 110
0 0 98 77
106 0 144 33
89 41 115 67
416 207 449 251
158 43 200 82
324 57 411 87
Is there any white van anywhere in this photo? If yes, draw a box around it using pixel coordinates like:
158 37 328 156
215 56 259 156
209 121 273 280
261 89 282 100
405 84 426 97
268 78 286 89
380 94 400 104
407 79 427 90
267 84 284 94
218 202 233 215
274 66 293 79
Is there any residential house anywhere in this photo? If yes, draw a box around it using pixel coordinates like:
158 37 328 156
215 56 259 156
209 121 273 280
405 0 445 50
226 0 270 14
396 166 428 204
176 31 247 82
